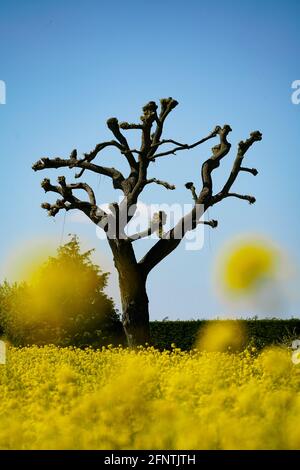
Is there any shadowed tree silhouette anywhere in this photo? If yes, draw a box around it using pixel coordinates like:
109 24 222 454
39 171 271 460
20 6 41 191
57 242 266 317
33 98 262 346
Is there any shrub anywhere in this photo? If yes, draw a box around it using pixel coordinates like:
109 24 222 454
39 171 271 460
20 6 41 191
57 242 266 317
150 319 300 350
0 236 125 347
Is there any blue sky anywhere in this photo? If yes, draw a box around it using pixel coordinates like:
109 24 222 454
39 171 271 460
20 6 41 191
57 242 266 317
1 0 300 319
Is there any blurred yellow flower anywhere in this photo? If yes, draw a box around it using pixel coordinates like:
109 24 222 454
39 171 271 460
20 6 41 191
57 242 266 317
196 321 246 352
0 343 298 450
219 239 278 293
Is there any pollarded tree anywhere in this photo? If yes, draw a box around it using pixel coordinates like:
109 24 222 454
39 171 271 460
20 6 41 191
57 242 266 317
32 98 262 346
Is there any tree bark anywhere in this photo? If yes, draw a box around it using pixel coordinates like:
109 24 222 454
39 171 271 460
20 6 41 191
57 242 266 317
120 273 150 347
108 239 150 346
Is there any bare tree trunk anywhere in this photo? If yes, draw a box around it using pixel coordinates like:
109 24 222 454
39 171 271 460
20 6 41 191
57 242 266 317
119 271 150 346
109 239 150 346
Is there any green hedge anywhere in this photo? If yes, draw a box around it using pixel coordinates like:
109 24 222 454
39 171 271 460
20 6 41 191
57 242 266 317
150 319 300 350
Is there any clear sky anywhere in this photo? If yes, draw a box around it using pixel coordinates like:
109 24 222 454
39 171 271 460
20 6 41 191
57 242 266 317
1 0 300 319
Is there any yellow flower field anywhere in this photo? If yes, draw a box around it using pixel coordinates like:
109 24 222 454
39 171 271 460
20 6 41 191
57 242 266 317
1 344 300 450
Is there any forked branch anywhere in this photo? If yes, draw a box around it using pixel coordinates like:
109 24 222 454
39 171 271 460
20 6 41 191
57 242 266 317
33 98 262 255
139 125 262 275
40 176 107 223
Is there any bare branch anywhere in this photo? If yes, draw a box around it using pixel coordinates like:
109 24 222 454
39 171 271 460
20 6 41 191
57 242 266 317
33 156 126 191
240 166 258 176
159 97 179 122
41 199 77 217
198 124 232 205
220 131 262 195
223 193 256 204
139 125 233 275
40 177 60 194
151 138 186 148
127 99 180 203
140 101 159 153
121 148 142 156
40 176 107 223
62 142 125 179
145 178 176 190
211 130 262 205
65 182 96 205
149 125 222 160
147 98 179 158
75 141 124 178
128 211 167 241
119 122 143 130
84 140 123 161
185 182 198 202
198 219 218 228
107 117 138 171
56 176 97 206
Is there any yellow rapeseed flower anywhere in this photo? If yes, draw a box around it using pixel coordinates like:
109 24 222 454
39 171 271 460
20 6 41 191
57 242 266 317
0 344 299 450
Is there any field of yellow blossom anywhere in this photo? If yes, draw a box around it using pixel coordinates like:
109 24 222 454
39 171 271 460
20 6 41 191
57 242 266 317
1 343 300 450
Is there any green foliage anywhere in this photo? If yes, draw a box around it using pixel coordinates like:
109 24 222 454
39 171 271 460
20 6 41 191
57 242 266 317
0 236 125 347
150 319 300 350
